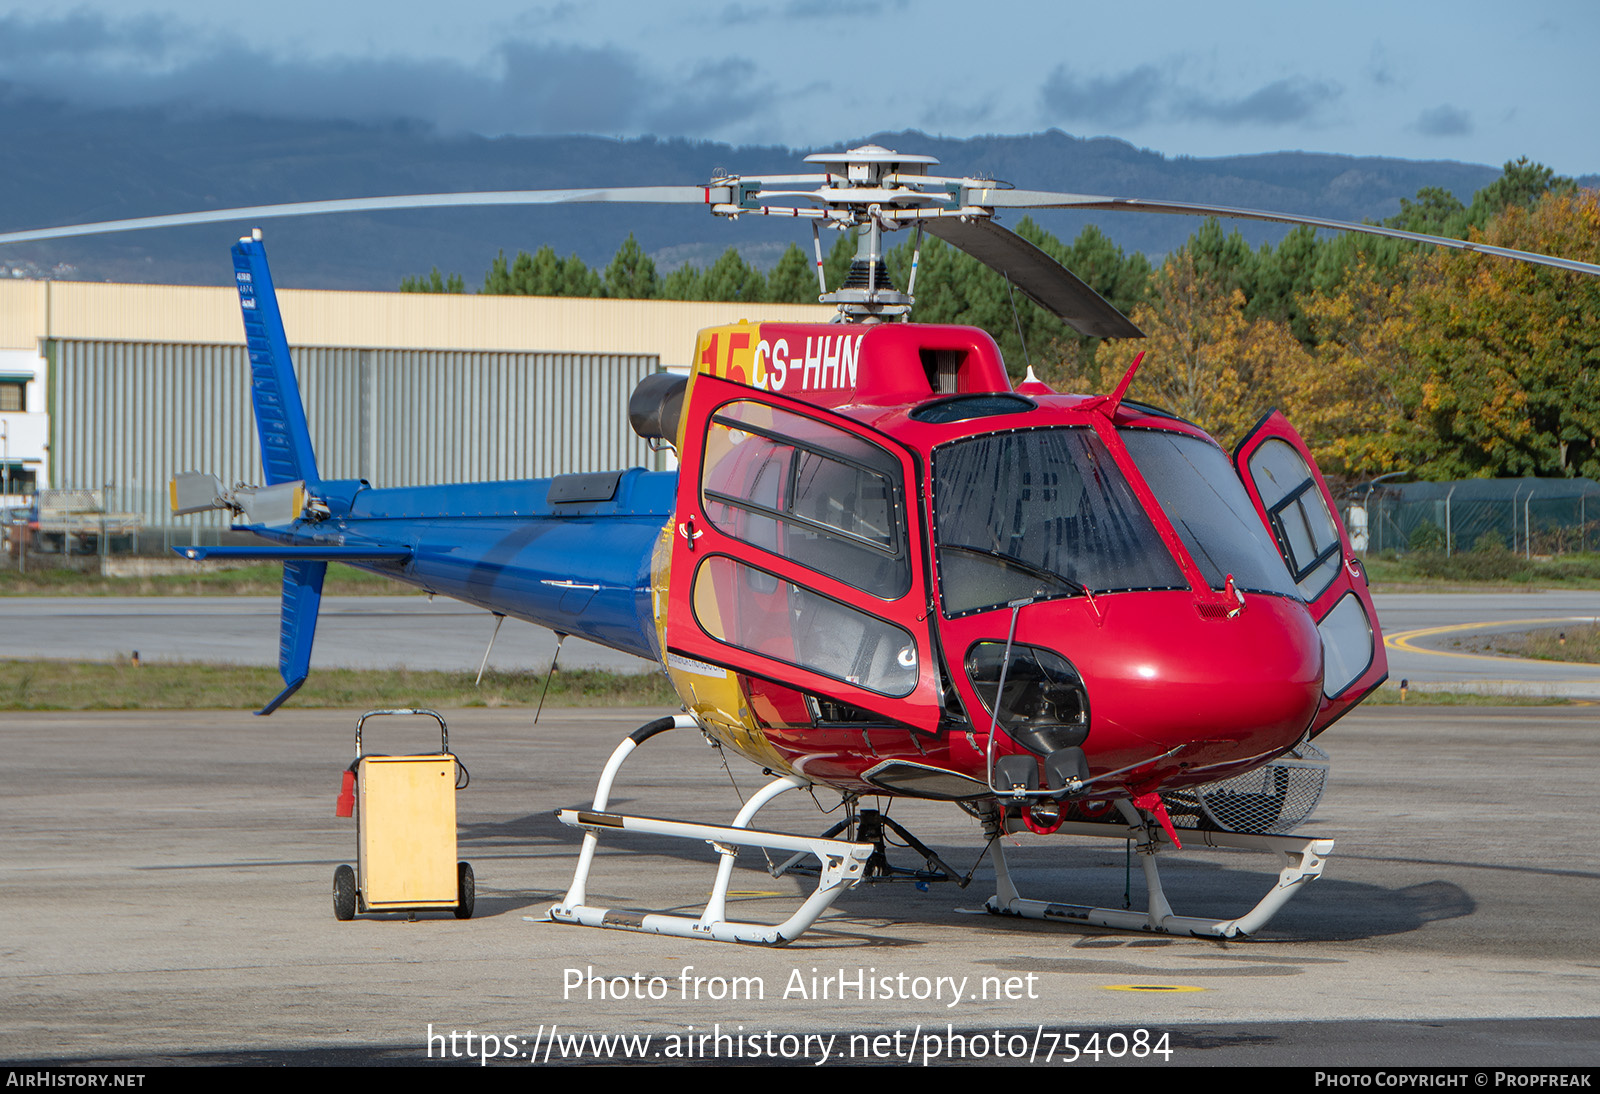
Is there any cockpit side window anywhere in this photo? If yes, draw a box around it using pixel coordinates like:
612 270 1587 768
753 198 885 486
700 400 911 600
1120 429 1301 599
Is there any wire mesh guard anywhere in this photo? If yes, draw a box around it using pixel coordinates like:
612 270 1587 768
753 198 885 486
1162 740 1329 835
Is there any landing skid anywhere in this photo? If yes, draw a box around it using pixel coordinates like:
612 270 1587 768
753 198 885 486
548 715 873 945
985 800 1335 938
549 717 1333 945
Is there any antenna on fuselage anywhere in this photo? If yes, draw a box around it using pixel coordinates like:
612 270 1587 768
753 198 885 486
1103 351 1146 417
533 633 567 725
475 612 506 686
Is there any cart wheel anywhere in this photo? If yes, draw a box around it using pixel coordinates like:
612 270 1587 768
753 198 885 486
333 864 357 921
455 861 475 920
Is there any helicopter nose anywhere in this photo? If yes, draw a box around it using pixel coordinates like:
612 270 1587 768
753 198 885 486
1057 593 1324 770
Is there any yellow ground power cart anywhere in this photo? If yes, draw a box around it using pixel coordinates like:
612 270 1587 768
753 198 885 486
333 709 474 920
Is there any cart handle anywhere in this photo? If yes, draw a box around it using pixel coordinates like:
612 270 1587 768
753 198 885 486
355 708 449 759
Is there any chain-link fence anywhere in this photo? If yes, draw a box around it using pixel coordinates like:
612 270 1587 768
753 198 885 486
1344 478 1600 557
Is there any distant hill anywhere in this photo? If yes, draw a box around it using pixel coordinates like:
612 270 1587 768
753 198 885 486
0 96 1586 290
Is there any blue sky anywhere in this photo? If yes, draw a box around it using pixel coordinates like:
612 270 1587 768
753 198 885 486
0 1 1595 175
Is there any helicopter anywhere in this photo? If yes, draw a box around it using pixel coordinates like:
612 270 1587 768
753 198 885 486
9 145 1599 943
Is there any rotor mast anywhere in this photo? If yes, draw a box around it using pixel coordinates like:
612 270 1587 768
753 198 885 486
704 145 1144 336
801 146 939 322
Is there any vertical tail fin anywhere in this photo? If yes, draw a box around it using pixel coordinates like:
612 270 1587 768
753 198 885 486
232 229 322 715
258 559 327 715
232 231 320 486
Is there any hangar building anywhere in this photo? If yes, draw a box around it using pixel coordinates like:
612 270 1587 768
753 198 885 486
0 277 831 544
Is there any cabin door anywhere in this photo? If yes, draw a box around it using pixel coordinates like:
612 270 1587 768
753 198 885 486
663 372 944 735
1234 411 1387 734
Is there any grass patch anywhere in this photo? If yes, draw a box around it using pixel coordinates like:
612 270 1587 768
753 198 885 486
1444 624 1600 665
0 659 1568 712
0 660 678 711
1364 550 1600 591
0 562 414 597
1362 683 1571 706
15 549 1600 597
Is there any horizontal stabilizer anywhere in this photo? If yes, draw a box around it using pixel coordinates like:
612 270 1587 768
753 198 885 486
173 545 412 563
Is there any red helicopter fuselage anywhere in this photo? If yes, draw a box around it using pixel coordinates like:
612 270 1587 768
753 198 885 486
656 321 1385 806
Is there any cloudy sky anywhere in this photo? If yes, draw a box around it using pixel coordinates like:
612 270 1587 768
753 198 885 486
0 0 1595 174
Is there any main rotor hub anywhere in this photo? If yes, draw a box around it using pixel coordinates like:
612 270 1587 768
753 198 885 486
792 147 945 322
700 145 1141 336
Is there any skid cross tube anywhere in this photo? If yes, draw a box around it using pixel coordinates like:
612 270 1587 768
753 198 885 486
548 716 873 944
986 801 1335 938
769 807 963 885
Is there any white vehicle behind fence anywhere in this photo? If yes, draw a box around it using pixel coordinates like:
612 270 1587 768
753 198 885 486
17 489 143 555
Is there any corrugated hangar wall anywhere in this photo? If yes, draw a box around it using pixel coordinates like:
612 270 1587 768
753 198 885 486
49 339 659 534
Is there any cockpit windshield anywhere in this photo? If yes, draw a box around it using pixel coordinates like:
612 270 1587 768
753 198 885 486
932 428 1187 616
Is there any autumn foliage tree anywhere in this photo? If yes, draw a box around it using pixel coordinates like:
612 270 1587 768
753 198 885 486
1286 256 1424 478
1404 188 1600 479
1097 247 1312 449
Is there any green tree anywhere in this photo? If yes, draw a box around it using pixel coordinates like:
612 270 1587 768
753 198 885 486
658 263 706 301
1065 223 1152 319
822 230 857 292
602 234 658 299
480 246 601 297
1310 228 1414 295
765 243 818 303
400 267 464 293
700 247 765 303
1468 157 1576 226
560 253 603 297
483 250 513 294
1247 225 1321 344
529 247 564 295
1385 186 1469 236
1050 222 1155 386
1187 218 1258 303
1314 158 1577 299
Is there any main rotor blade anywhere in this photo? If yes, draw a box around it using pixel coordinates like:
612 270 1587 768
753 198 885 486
0 186 714 246
924 217 1144 338
968 188 1600 278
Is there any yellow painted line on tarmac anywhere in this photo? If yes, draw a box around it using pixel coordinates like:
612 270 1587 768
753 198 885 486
1103 984 1205 993
1385 617 1600 668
